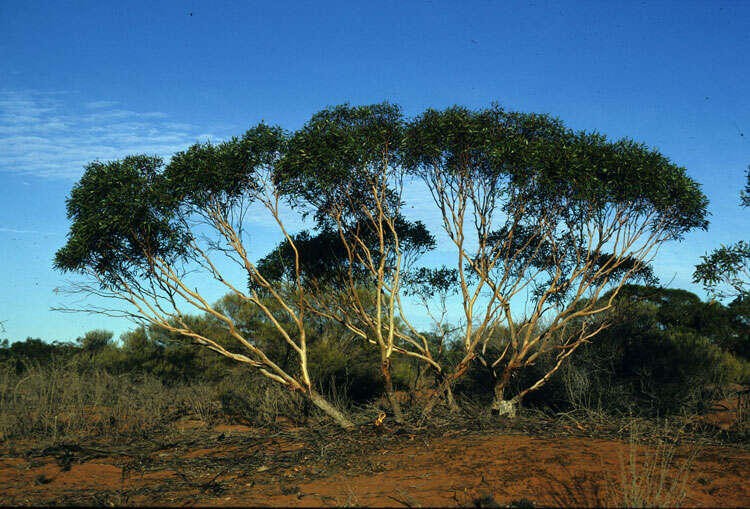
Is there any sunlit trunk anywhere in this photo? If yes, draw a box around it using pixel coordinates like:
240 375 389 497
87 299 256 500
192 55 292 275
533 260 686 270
308 388 355 430
490 378 519 418
381 357 404 423
444 383 459 413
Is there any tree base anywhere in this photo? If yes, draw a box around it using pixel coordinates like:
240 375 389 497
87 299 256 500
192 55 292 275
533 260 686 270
490 399 518 418
309 389 355 429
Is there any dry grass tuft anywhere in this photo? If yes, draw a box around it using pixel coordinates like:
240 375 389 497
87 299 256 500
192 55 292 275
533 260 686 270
605 420 699 508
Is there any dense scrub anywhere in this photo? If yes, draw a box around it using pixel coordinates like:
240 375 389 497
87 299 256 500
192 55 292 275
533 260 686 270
1 285 747 443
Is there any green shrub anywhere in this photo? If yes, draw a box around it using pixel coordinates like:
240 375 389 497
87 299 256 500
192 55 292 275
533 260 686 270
530 298 750 416
215 369 308 426
442 289 750 417
307 332 383 405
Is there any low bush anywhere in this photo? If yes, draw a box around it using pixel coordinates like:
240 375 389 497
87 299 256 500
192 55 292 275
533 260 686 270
0 361 184 441
1 284 746 432
215 371 308 426
517 298 750 417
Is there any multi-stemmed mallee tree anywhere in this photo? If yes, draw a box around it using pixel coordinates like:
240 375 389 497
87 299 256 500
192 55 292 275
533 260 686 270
404 105 709 417
53 124 356 429
271 103 440 422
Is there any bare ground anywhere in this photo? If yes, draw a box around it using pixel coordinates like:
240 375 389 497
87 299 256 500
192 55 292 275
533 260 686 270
1 400 748 507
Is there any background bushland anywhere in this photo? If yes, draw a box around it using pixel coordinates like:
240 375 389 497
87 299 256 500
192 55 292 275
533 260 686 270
1 283 747 442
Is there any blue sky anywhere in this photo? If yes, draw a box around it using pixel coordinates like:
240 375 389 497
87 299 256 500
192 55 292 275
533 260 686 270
0 0 748 343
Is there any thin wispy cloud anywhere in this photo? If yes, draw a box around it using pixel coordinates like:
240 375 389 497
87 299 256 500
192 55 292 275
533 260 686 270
0 91 222 179
0 227 50 235
84 100 118 109
0 91 461 252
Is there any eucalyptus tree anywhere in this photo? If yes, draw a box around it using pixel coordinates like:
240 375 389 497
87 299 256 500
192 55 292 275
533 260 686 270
693 166 749 303
404 104 709 417
54 125 355 429
274 103 440 422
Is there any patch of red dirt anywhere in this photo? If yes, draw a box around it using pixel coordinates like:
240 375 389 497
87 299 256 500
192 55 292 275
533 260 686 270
694 391 748 430
2 431 748 507
175 416 206 431
212 423 254 433
206 435 749 507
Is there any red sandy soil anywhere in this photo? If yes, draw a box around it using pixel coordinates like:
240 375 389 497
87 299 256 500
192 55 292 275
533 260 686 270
696 391 748 430
1 393 747 507
1 426 748 507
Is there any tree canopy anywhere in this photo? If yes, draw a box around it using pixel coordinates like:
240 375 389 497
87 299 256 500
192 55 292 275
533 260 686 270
53 155 188 285
53 102 711 425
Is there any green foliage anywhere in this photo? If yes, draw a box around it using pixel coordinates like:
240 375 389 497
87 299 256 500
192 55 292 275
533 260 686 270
59 323 234 385
404 104 708 312
0 337 79 374
307 334 384 404
77 329 113 352
405 104 708 241
402 104 709 409
694 165 749 301
3 287 747 429
601 285 749 358
216 292 387 403
277 102 405 202
693 241 750 301
214 292 305 374
543 132 708 237
403 104 561 173
53 155 189 284
256 219 435 289
442 285 749 416
164 123 286 209
402 266 459 299
51 102 716 425
727 296 750 359
531 288 750 415
54 125 286 288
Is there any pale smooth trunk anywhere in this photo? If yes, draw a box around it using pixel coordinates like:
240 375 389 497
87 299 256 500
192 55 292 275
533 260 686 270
490 382 519 418
309 388 355 430
382 358 404 423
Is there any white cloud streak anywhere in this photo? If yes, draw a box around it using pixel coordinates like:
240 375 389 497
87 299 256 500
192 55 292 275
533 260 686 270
0 91 455 253
84 100 118 109
0 227 48 234
0 91 222 179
